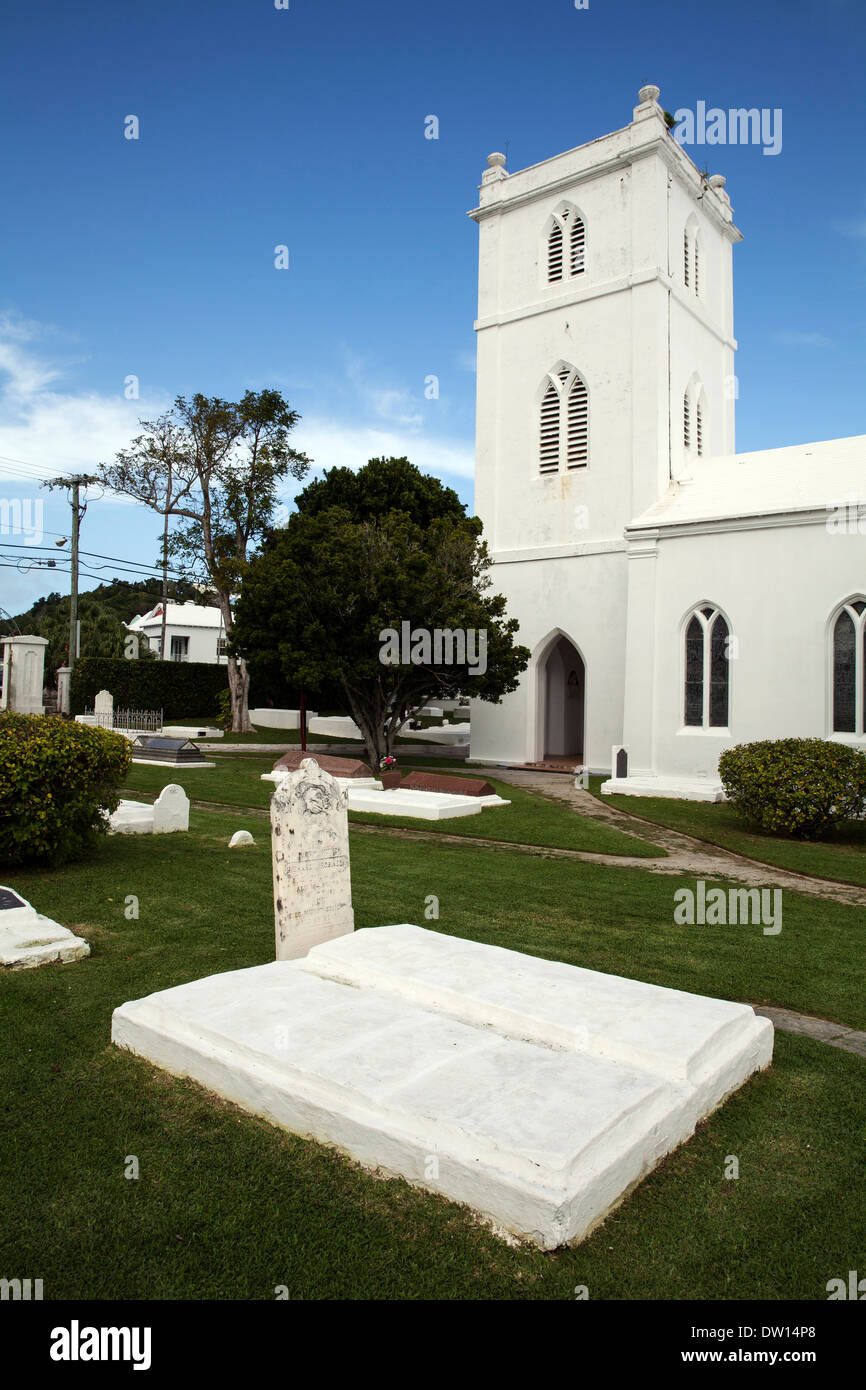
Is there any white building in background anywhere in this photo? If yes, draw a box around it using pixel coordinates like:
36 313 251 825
468 84 866 799
126 602 228 665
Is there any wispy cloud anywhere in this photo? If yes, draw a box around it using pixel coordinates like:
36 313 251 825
291 416 474 484
0 319 474 505
775 330 835 349
343 353 425 430
0 313 171 482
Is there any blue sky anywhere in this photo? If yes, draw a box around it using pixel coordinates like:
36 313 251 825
1 0 864 614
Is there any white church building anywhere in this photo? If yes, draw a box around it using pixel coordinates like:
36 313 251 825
468 84 866 799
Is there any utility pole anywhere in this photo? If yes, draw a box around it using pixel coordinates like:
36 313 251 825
43 475 98 674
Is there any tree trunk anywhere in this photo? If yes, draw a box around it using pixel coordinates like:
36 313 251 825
227 655 251 732
217 589 250 732
343 685 387 772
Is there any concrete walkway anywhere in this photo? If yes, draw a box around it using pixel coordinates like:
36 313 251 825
488 768 866 908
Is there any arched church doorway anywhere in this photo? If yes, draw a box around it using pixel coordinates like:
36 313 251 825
542 635 585 761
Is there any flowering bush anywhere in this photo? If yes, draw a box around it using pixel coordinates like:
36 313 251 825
718 738 866 838
0 711 131 867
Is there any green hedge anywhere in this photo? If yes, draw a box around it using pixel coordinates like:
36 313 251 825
718 738 866 839
70 657 228 720
0 711 131 867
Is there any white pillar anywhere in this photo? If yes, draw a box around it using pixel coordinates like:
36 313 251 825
0 636 49 716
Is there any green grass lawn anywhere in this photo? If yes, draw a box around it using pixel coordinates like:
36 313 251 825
2 814 864 1298
594 778 866 887
123 756 662 858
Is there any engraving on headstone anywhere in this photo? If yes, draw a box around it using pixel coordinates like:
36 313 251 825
271 758 354 961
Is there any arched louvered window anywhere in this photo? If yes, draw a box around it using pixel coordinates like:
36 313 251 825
566 375 588 467
539 379 560 473
696 397 705 455
547 207 586 284
548 221 564 283
683 229 691 288
693 238 700 297
832 600 866 734
683 392 691 449
684 606 730 728
539 366 589 473
570 216 586 276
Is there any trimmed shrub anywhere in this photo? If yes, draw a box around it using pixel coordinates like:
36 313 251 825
70 657 228 720
718 738 866 839
0 711 131 867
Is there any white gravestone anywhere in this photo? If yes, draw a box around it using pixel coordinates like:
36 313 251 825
152 784 190 834
0 886 90 969
94 689 114 728
0 635 48 716
271 758 354 961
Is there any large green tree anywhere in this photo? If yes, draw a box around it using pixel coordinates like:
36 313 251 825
231 457 530 769
98 390 310 730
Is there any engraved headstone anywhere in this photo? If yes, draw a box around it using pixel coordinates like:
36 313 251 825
271 758 354 961
152 783 190 834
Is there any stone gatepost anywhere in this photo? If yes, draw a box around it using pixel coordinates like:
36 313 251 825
0 636 49 716
271 757 354 961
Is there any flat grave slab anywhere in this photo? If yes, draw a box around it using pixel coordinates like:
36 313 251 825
345 786 485 819
600 774 725 802
0 886 90 970
111 923 772 1248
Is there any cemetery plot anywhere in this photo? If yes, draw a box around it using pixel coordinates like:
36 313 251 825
0 886 90 970
131 736 215 768
112 924 773 1249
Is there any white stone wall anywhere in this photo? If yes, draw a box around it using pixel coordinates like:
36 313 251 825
625 516 866 780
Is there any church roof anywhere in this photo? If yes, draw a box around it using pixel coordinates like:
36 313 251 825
629 435 866 532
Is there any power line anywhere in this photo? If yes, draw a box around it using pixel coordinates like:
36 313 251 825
0 539 183 576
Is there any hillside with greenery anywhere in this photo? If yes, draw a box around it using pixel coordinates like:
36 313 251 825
1 577 213 678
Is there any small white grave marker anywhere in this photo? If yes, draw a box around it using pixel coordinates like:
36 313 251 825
152 784 190 834
271 758 354 960
229 830 255 848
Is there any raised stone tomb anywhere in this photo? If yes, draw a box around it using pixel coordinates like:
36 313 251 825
0 887 90 970
111 923 773 1248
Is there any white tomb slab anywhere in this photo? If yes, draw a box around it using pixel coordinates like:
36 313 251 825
600 774 726 802
0 886 90 970
344 786 502 819
307 715 362 739
111 923 772 1248
405 722 471 746
163 725 223 740
263 775 508 818
108 785 190 835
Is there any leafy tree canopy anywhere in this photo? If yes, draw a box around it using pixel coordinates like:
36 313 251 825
232 457 529 768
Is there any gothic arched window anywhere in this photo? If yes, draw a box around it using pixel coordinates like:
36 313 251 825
684 606 730 728
548 207 586 284
539 366 589 473
832 599 866 734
